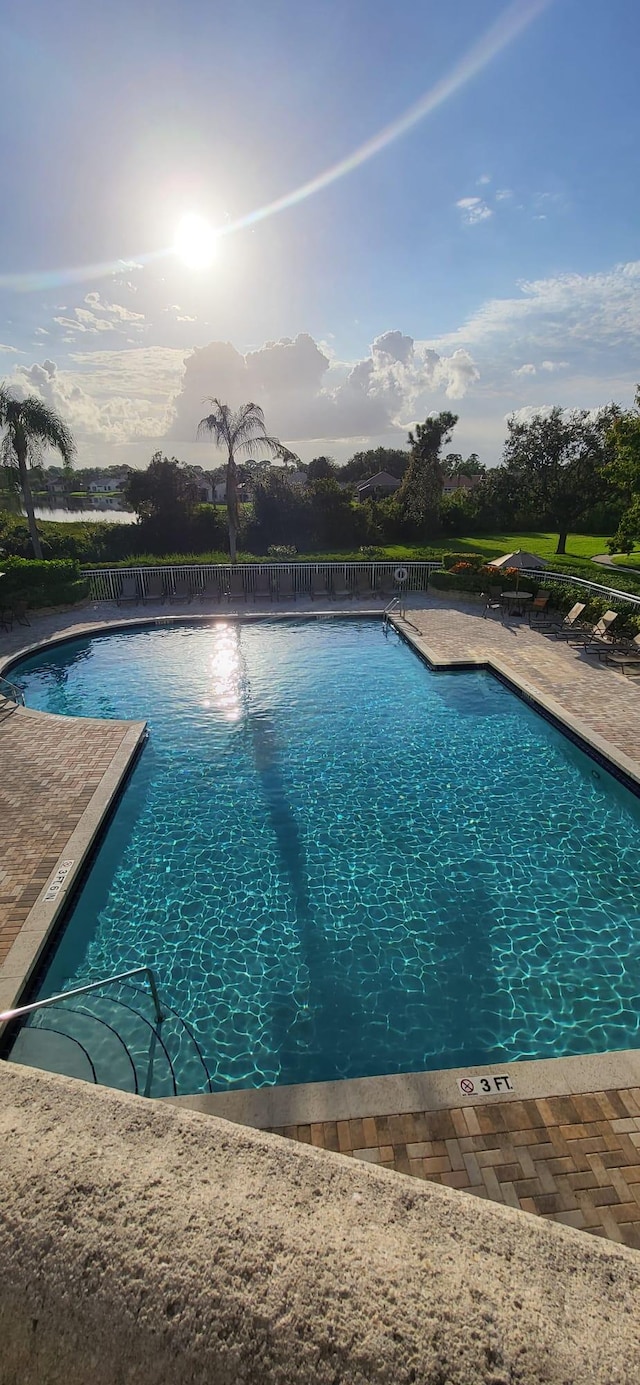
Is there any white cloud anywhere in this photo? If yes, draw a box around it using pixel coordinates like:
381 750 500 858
34 327 49 337
456 196 493 226
435 261 640 360
540 359 569 372
84 291 145 323
177 314 197 323
495 188 513 202
169 331 480 445
513 363 537 376
9 347 185 445
476 174 491 186
0 343 23 354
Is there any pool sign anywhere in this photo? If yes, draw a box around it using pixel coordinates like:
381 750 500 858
43 859 74 902
458 1073 514 1097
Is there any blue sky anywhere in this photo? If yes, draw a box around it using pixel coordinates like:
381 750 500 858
1 0 639 469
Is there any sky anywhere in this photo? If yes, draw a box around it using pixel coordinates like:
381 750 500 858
1 0 639 471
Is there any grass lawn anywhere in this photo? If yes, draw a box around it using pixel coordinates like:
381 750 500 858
611 551 640 571
371 533 611 563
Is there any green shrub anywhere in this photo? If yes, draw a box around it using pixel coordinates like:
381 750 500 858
267 545 298 559
441 551 487 570
1 556 89 608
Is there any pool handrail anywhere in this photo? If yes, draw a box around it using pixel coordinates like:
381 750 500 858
0 676 24 706
0 965 164 1029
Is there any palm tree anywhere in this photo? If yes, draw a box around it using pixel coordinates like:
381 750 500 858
0 385 75 559
197 400 294 562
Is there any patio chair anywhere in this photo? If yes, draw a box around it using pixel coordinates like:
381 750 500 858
571 610 619 649
548 602 587 637
143 573 165 604
482 585 503 619
275 571 296 602
6 598 30 627
528 592 551 624
310 572 331 601
168 573 193 603
198 572 223 602
0 605 13 631
227 570 247 603
252 572 273 602
377 574 398 598
117 575 140 606
331 572 354 601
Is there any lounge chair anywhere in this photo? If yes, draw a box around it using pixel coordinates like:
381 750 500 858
310 573 331 601
276 572 296 602
252 573 273 602
353 573 377 600
143 573 165 604
198 572 223 602
548 602 587 637
117 575 139 606
332 572 353 601
227 570 247 603
601 632 640 674
377 575 398 598
571 610 619 649
168 573 193 603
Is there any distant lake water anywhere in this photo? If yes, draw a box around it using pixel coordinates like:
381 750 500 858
33 508 138 525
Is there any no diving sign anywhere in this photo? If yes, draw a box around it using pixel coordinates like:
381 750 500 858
458 1073 514 1098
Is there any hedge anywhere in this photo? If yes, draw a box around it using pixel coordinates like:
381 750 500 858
1 557 90 609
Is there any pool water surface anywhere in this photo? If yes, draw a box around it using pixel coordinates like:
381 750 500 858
10 618 640 1091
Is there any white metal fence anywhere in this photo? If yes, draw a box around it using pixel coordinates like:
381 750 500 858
524 568 640 609
83 560 640 609
84 561 442 604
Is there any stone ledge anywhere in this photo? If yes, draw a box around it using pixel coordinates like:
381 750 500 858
1 1062 639 1385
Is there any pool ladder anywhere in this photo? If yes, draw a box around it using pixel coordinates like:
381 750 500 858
382 596 404 631
0 965 214 1099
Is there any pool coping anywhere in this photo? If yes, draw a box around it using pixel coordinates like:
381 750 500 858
166 1047 640 1128
1 605 639 1123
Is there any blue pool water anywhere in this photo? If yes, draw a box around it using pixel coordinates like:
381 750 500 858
10 618 640 1090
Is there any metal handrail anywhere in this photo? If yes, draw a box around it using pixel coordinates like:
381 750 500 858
0 965 164 1029
0 676 24 706
383 596 403 626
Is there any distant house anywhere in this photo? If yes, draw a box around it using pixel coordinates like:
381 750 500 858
287 470 308 490
442 473 483 495
88 471 130 493
46 476 69 499
196 478 215 503
355 471 402 501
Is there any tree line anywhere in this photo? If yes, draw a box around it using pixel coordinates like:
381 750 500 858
1 382 640 560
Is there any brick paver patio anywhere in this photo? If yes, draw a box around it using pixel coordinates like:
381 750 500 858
269 1089 640 1249
0 704 141 966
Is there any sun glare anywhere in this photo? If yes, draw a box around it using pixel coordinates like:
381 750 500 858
174 213 217 270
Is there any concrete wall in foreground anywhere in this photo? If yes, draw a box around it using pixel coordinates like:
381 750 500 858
0 1062 639 1385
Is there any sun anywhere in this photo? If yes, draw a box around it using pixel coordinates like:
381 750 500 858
174 213 218 270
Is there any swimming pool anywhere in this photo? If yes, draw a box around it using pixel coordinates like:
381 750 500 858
8 618 640 1093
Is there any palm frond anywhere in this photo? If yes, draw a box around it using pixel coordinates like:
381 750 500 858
19 395 75 464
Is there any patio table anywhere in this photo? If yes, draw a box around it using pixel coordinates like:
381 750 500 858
501 591 533 617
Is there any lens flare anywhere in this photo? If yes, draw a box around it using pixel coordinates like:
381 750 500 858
0 0 551 293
